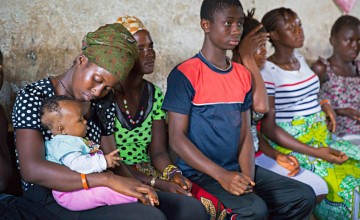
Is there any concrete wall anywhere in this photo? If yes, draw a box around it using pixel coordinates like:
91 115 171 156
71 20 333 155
1 0 359 120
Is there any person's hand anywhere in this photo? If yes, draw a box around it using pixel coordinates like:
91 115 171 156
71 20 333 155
217 171 255 196
275 153 300 177
155 178 192 196
336 108 360 121
109 174 159 206
316 147 348 164
321 103 337 132
104 149 122 168
172 172 192 192
236 24 269 61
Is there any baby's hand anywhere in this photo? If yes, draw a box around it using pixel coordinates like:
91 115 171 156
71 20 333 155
105 149 122 168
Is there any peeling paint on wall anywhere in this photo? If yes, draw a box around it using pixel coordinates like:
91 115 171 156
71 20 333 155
0 0 359 121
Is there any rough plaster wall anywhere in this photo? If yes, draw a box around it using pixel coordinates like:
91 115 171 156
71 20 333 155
0 0 359 121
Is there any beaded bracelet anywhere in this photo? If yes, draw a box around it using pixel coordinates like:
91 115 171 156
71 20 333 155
168 169 182 180
320 99 331 106
81 173 89 190
163 165 181 180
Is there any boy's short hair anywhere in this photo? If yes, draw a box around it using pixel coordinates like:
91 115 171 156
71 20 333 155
40 95 78 130
200 0 243 22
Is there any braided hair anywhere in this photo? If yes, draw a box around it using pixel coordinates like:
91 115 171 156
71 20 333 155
261 7 297 44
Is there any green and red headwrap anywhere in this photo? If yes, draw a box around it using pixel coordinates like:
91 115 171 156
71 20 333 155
82 23 139 81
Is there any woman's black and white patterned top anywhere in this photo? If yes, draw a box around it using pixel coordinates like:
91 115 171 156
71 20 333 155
12 77 116 190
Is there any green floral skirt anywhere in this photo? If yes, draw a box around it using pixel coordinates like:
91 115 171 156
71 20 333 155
268 111 360 220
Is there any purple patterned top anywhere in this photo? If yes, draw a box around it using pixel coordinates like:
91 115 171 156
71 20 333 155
318 58 360 137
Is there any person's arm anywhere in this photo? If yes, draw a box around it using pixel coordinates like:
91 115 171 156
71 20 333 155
126 164 191 195
233 25 269 114
102 130 191 195
101 134 134 178
149 119 192 191
16 129 158 205
0 105 11 192
238 110 255 181
258 132 300 176
310 60 328 84
334 108 360 121
260 96 348 164
311 60 337 132
148 120 172 173
320 101 337 132
60 151 107 174
168 111 252 196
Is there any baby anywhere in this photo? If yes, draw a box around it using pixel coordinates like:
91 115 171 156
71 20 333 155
40 95 138 211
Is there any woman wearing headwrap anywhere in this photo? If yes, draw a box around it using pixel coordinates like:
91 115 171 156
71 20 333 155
112 16 207 220
12 23 170 220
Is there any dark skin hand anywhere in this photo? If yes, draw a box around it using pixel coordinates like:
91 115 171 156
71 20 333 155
321 102 337 132
148 119 192 195
168 111 254 196
125 165 192 196
335 108 360 121
258 133 300 177
233 25 269 114
237 110 256 191
100 134 159 205
261 96 348 165
104 149 122 169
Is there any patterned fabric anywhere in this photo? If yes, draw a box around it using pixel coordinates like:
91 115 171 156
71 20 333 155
251 110 264 152
131 162 162 179
12 77 116 190
191 183 230 220
82 23 139 80
114 81 166 164
267 111 360 220
116 15 147 35
261 52 322 122
318 58 360 137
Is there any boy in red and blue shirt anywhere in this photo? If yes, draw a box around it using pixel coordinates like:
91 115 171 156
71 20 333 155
163 0 316 219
